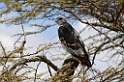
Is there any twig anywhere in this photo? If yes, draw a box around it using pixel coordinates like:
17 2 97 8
34 61 41 82
47 64 52 76
13 35 23 45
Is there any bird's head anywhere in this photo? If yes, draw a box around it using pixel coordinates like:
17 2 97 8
55 17 67 25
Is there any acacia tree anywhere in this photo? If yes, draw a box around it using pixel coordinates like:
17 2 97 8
0 0 124 82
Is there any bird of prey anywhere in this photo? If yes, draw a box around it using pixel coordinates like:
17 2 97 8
55 17 92 68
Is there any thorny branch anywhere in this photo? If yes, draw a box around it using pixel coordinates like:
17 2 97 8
12 24 56 37
51 58 79 82
0 0 124 82
9 55 58 72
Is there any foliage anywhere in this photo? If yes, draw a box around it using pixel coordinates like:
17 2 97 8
0 0 124 82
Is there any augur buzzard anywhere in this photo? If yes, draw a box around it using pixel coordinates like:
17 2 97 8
55 17 92 68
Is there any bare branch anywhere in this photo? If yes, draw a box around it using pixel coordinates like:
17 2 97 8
9 55 58 72
34 61 41 82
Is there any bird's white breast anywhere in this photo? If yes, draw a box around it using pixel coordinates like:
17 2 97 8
58 25 63 29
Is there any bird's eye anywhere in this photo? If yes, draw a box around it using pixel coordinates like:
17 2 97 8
58 17 62 20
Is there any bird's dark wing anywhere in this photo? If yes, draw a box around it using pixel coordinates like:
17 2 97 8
58 23 91 67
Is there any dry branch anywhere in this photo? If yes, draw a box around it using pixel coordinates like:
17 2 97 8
9 55 58 72
51 58 79 82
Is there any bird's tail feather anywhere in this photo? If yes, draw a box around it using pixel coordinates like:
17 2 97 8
78 56 92 68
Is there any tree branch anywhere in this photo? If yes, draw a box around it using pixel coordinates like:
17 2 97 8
9 55 58 72
51 58 79 82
